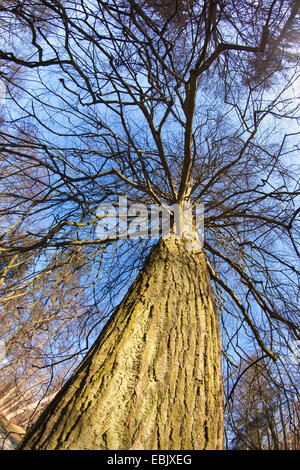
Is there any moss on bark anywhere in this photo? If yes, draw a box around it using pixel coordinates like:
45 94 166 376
19 238 224 450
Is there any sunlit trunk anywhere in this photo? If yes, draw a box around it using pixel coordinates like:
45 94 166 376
19 238 224 450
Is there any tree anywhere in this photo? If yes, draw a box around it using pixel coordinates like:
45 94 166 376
0 413 24 450
226 355 300 450
0 0 298 450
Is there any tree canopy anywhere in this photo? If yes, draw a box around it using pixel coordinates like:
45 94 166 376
0 0 299 448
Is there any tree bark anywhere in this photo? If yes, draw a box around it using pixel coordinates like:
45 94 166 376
19 237 224 450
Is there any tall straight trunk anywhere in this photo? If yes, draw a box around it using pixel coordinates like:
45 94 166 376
19 238 224 450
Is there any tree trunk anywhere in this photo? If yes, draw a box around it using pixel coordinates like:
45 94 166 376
19 238 224 450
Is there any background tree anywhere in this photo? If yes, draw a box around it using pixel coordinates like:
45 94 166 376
226 355 299 450
0 0 298 450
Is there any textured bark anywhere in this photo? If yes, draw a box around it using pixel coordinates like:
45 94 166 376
19 238 224 450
